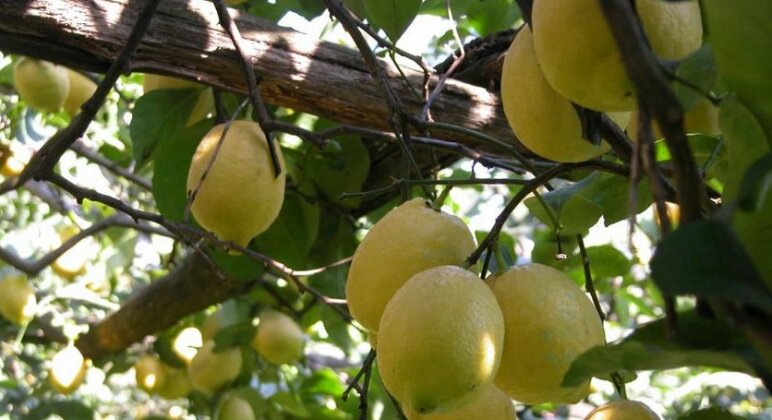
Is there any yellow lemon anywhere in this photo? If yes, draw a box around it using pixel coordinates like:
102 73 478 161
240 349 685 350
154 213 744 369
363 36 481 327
532 0 703 112
134 354 167 394
49 346 87 395
188 340 242 394
251 310 305 365
14 57 70 113
1 143 32 178
0 274 37 325
377 266 505 415
187 121 286 249
172 327 203 364
487 263 605 404
143 74 213 126
52 226 89 280
585 400 661 420
501 26 629 162
216 395 255 420
156 366 192 400
346 197 476 332
63 69 97 116
406 383 517 420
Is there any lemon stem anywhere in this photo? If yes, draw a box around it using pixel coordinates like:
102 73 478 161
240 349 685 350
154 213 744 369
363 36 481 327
433 185 453 210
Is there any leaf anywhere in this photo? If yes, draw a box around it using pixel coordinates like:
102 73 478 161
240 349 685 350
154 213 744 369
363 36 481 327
651 219 772 310
563 311 756 387
129 89 200 168
307 210 358 298
737 152 772 212
584 245 631 279
526 191 602 235
678 407 747 420
213 321 256 351
253 190 321 268
271 390 311 418
152 119 212 222
466 0 520 36
23 401 94 420
703 0 772 142
301 368 346 396
209 249 266 282
673 45 718 111
342 0 368 17
306 137 370 208
363 0 422 41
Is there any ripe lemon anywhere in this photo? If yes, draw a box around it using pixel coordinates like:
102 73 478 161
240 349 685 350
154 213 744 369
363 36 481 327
0 274 37 325
585 400 661 420
1 143 32 178
405 383 516 420
143 74 214 126
188 340 242 394
49 346 87 395
346 198 476 332
156 366 192 400
134 354 167 394
172 327 203 364
52 226 89 280
187 121 286 249
532 0 703 112
501 27 629 162
251 310 305 365
216 395 255 420
487 263 605 404
14 57 70 113
377 266 505 415
63 69 97 116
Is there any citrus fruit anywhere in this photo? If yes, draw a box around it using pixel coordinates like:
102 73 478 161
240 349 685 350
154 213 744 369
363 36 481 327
52 226 89 280
188 340 242 394
201 305 242 341
1 143 32 178
143 74 213 126
627 98 721 141
501 26 629 162
216 395 255 420
63 69 97 116
251 310 305 365
487 263 605 404
49 346 87 395
405 383 516 420
585 400 661 420
156 366 192 400
346 197 476 332
186 120 286 249
532 0 703 111
172 327 203 364
14 57 70 113
377 265 505 414
0 274 37 325
134 354 167 393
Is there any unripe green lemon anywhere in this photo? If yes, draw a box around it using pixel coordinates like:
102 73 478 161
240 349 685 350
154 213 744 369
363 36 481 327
532 0 703 112
501 27 629 162
585 400 661 420
187 121 286 249
346 198 476 332
172 327 203 364
156 366 192 400
49 346 87 395
188 341 242 394
134 354 167 394
406 383 516 420
251 310 305 365
14 58 70 113
377 266 505 415
216 395 255 420
63 69 97 116
0 274 37 325
487 263 606 404
143 74 214 126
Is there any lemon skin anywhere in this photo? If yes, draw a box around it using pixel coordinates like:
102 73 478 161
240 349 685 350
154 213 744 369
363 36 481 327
585 400 661 420
0 274 37 325
14 58 70 113
406 383 517 420
251 310 305 365
187 340 242 394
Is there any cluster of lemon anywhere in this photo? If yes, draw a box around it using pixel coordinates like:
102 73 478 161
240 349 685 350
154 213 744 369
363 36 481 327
501 0 716 163
343 199 655 419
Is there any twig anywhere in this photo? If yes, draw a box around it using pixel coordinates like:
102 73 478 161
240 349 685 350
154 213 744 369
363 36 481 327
70 141 151 190
577 236 606 321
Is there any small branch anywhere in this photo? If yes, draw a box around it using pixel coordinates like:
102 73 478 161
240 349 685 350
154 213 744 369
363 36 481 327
70 141 151 190
577 236 606 321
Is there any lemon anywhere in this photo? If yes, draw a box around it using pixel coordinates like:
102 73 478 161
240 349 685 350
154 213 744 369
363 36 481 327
1 143 32 178
216 395 255 420
172 327 203 364
143 74 213 126
0 274 37 325
251 310 305 365
346 198 476 332
377 265 505 414
49 346 87 395
487 263 605 404
201 305 241 341
188 340 242 394
134 354 167 394
63 69 97 116
14 57 70 113
156 366 192 400
406 383 516 420
532 0 702 112
501 26 629 162
52 226 89 280
585 400 661 420
368 331 377 349
187 121 286 249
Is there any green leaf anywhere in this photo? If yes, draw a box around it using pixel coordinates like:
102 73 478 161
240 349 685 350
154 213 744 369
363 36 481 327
466 0 520 36
651 219 772 310
213 321 256 351
301 368 346 396
703 0 772 142
209 249 266 282
253 190 320 268
363 0 422 41
563 311 756 387
737 152 772 212
152 120 212 222
307 210 358 298
584 245 631 279
673 45 718 111
271 390 311 418
23 401 94 420
129 89 200 168
526 191 602 235
677 407 747 420
342 0 368 17
306 137 370 208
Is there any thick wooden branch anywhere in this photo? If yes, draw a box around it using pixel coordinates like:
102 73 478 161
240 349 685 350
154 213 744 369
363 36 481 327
0 0 517 152
75 252 245 359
